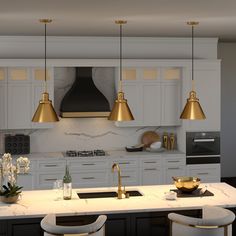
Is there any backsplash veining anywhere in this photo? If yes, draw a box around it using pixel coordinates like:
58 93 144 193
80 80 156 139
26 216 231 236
0 68 177 153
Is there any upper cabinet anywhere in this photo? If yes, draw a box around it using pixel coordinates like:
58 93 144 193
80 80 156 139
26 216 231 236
116 66 182 127
183 61 221 131
0 67 55 130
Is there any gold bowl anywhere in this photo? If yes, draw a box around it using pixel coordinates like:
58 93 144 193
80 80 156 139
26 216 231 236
172 176 201 193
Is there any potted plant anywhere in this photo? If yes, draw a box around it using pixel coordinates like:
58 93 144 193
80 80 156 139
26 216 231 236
0 182 22 203
0 153 30 203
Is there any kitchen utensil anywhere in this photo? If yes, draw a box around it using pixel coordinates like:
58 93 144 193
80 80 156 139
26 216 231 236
141 131 160 148
172 176 201 193
125 144 144 152
150 141 162 149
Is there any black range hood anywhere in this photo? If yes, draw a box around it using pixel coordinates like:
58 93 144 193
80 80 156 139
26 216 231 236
60 67 110 118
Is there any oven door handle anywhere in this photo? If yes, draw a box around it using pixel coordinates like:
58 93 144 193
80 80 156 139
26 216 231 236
186 155 220 158
193 138 215 142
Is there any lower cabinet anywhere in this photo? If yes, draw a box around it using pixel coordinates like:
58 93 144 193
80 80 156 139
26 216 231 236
186 164 221 183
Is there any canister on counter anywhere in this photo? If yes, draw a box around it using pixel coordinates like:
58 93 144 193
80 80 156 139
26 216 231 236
170 133 176 150
163 133 168 149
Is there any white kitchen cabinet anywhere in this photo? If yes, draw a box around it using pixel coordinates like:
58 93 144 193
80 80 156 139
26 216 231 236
110 158 140 186
141 159 162 185
115 66 182 127
164 156 186 184
0 67 55 130
186 164 221 183
161 83 181 126
7 83 32 129
17 174 35 190
184 62 221 131
143 83 161 126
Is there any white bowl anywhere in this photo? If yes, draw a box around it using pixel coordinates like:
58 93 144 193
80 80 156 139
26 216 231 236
150 141 162 149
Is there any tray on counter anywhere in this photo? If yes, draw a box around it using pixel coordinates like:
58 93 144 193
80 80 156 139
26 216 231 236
171 188 214 198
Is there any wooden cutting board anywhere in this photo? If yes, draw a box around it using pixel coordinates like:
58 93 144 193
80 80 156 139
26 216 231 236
141 131 160 148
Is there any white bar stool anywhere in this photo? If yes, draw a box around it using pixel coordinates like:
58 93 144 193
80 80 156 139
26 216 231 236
168 206 235 236
41 214 107 236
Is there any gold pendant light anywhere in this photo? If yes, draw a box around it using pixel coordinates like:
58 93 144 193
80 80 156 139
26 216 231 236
180 21 206 120
32 19 59 123
108 20 134 121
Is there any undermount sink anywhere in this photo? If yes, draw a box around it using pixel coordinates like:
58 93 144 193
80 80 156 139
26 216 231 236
77 190 143 199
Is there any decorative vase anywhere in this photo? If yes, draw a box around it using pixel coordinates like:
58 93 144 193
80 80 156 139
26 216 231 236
0 194 20 204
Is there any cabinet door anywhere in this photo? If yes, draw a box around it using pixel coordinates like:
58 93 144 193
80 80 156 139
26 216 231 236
164 166 186 184
187 164 220 183
17 174 35 190
161 83 181 126
186 67 220 131
143 83 161 126
7 83 32 129
116 84 142 126
0 84 7 129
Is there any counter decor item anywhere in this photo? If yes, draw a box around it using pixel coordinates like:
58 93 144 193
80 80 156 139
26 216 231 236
0 182 22 204
162 133 176 150
172 176 200 193
141 131 160 148
125 144 144 152
5 134 30 154
0 153 30 203
63 164 72 200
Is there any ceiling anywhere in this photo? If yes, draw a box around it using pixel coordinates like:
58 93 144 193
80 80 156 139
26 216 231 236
1 0 236 41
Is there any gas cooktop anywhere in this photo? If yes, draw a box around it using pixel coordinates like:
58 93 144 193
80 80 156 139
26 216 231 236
64 150 107 157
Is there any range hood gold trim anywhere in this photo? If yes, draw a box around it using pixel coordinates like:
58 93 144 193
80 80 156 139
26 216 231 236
61 112 110 118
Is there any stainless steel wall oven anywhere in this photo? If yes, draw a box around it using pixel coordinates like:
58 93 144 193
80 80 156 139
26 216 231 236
186 132 220 164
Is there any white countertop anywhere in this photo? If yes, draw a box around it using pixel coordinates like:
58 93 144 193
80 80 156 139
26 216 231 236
0 183 235 220
13 149 185 161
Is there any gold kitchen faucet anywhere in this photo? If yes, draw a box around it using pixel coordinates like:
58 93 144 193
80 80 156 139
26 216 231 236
112 163 129 199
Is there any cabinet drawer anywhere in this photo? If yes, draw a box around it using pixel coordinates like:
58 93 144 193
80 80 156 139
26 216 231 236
142 160 161 169
38 160 65 172
72 171 109 188
111 159 138 169
112 169 139 186
68 160 108 171
38 173 63 189
165 158 185 167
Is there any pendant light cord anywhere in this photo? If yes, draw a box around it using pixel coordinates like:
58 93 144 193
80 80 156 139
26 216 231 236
191 24 195 91
44 22 47 93
119 23 123 92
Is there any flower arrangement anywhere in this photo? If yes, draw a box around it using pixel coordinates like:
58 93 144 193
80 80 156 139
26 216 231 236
0 153 30 190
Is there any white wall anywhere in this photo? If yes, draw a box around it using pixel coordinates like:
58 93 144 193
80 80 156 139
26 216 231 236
218 42 236 177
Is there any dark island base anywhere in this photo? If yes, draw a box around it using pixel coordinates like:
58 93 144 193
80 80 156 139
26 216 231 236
1 208 236 236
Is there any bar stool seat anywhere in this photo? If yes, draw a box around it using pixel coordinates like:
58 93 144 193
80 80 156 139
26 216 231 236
41 214 107 236
168 205 235 236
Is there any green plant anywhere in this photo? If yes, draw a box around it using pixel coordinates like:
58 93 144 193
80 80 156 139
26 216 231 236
0 182 22 198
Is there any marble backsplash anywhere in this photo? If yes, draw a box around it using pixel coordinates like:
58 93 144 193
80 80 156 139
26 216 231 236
0 67 178 153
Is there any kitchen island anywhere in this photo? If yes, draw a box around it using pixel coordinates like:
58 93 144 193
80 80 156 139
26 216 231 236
0 183 236 236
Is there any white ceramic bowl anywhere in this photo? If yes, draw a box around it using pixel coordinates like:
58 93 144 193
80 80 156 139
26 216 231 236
150 141 162 150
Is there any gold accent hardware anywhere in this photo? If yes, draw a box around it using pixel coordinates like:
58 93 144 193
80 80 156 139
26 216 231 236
32 19 59 122
61 111 110 118
108 20 134 121
39 19 52 24
112 163 128 199
180 21 205 120
115 20 127 25
32 92 59 122
108 92 134 121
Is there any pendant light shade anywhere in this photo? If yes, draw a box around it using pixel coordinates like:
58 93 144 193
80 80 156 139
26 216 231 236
108 91 134 121
180 91 206 119
180 21 206 120
32 92 59 122
108 20 134 121
32 19 59 123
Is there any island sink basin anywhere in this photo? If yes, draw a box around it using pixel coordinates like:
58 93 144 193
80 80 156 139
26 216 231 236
77 190 143 199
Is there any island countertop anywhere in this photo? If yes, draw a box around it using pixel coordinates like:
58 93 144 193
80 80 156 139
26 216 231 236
0 183 236 220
